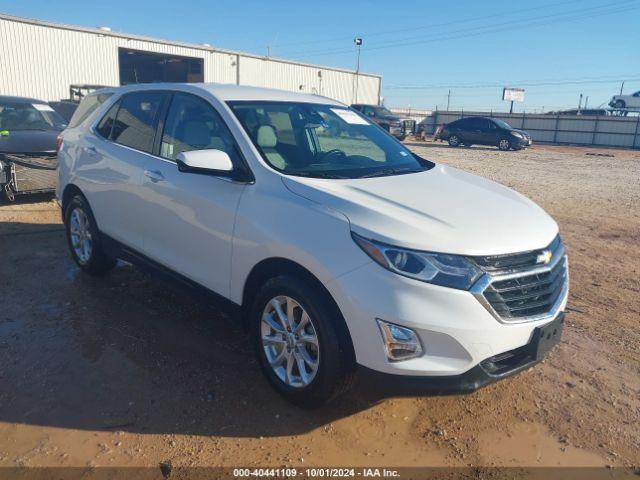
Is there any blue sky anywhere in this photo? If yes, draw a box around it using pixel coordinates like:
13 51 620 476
2 0 639 111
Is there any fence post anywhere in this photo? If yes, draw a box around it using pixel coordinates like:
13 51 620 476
591 114 599 145
522 111 526 130
634 115 640 149
433 110 439 135
553 114 560 144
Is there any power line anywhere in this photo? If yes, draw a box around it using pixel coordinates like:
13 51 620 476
385 75 640 90
284 0 639 58
250 0 587 52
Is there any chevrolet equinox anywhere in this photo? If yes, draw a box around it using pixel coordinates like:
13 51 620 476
57 83 568 407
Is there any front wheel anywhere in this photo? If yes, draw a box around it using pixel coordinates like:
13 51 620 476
614 99 626 109
251 275 356 408
64 195 117 275
498 138 511 151
448 135 461 147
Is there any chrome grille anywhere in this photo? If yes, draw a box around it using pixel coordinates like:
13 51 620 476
471 236 568 323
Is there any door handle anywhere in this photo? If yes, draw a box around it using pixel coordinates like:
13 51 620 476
144 170 165 183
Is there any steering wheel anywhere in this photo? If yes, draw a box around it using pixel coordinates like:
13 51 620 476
317 149 347 163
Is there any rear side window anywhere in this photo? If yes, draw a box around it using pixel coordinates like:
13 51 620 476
68 92 113 128
95 100 120 139
110 91 166 153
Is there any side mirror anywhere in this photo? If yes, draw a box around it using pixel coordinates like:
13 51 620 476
176 149 234 176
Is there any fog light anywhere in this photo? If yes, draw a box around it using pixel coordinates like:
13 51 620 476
376 319 423 361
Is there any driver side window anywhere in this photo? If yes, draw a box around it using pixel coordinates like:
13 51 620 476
160 93 238 163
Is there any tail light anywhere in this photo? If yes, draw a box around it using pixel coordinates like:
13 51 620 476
55 135 63 153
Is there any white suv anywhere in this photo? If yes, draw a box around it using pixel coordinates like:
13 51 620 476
57 83 568 407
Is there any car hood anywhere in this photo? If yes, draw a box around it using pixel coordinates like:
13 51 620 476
0 130 59 154
282 164 558 256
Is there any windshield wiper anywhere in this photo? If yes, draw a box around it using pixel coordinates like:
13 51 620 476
358 167 419 179
291 171 351 179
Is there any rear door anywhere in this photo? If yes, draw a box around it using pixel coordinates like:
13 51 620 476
80 91 168 250
135 91 248 297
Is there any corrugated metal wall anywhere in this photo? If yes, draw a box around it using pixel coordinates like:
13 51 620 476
416 110 640 149
0 16 381 105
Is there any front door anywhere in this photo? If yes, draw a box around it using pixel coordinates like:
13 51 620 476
136 92 247 298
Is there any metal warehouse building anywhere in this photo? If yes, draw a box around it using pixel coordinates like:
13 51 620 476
0 14 381 105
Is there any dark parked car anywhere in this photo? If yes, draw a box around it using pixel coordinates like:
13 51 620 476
0 95 67 199
439 117 532 151
351 104 415 140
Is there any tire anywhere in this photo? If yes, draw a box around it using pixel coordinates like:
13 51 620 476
448 135 461 147
498 138 511 151
64 194 117 275
250 274 356 408
614 99 625 109
397 135 407 142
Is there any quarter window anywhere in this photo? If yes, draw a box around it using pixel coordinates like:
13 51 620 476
160 93 238 162
111 91 166 153
95 100 120 139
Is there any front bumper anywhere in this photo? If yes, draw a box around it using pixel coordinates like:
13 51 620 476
512 136 532 148
360 313 564 394
327 261 567 378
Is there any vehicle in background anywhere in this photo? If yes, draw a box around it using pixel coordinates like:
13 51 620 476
350 104 415 140
439 117 532 151
50 85 112 122
609 90 640 109
0 95 67 200
58 83 567 407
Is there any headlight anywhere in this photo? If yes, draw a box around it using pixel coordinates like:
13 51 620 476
511 131 524 139
352 233 482 290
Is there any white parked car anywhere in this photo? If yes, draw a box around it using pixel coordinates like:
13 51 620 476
57 83 568 407
609 90 640 109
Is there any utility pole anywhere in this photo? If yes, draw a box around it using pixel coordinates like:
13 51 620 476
584 96 589 109
266 45 271 58
509 100 514 114
446 89 451 111
353 38 362 104
578 93 583 113
620 81 625 95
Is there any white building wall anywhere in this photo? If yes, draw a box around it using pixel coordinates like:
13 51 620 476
0 16 381 105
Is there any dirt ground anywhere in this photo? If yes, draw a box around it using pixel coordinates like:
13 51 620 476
0 142 638 473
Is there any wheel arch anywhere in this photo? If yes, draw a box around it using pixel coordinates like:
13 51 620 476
61 183 85 218
241 257 356 363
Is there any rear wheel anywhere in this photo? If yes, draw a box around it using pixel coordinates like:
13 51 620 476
251 275 355 408
448 135 461 147
498 138 511 151
64 195 116 275
614 99 626 109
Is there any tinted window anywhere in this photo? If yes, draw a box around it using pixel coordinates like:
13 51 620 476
451 118 470 129
160 93 239 163
95 101 120 139
467 118 485 130
68 92 113 128
111 92 166 153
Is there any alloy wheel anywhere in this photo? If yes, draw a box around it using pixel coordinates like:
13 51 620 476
261 295 320 388
69 207 93 264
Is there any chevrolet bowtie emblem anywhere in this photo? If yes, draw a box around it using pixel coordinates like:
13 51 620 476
536 250 553 265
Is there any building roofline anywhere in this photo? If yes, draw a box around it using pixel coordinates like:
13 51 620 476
0 13 382 79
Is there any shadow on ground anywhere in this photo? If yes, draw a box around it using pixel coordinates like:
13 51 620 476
0 220 444 439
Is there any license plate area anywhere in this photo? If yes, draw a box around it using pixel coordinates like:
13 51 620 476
531 313 564 360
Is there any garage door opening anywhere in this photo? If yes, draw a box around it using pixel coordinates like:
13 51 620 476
118 48 204 85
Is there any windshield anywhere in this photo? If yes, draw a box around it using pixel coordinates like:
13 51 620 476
492 118 513 130
0 102 67 131
228 101 432 179
373 106 394 117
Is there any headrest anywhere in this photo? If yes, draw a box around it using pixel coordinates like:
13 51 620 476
257 125 277 148
182 121 211 148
